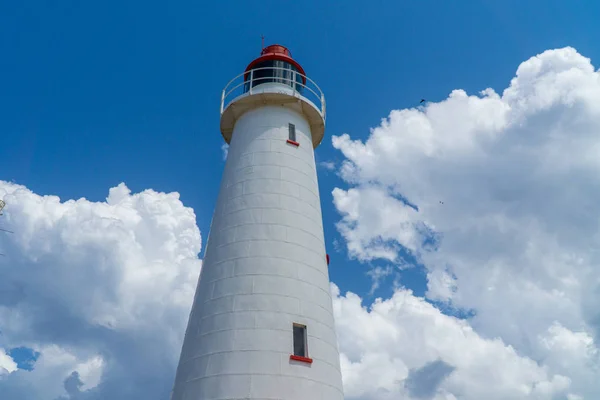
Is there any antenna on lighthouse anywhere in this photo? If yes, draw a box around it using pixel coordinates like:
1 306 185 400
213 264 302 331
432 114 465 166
261 34 265 50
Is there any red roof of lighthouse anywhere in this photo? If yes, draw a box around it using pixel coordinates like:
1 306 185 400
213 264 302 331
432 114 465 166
244 44 306 84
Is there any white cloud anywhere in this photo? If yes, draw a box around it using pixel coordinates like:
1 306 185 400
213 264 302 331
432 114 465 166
331 46 600 398
4 179 555 400
4 345 105 400
0 348 17 375
332 283 573 400
0 181 202 399
221 143 229 160
2 45 600 400
366 265 394 295
320 161 336 171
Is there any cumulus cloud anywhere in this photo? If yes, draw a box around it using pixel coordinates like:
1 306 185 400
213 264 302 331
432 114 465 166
3 45 600 400
2 180 555 400
404 359 455 399
366 265 394 295
331 46 600 398
0 349 17 375
0 181 201 399
333 284 573 400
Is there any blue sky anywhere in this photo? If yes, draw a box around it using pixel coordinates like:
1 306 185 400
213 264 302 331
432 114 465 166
2 0 599 298
2 1 600 382
1 0 598 299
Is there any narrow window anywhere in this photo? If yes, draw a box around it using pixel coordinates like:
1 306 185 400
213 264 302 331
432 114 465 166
293 323 307 357
288 123 297 143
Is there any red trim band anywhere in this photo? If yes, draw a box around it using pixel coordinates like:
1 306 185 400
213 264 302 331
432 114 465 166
286 139 300 147
290 355 313 364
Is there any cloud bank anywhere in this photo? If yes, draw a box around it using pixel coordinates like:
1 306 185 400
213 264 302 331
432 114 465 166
1 46 599 399
331 46 600 399
0 182 202 399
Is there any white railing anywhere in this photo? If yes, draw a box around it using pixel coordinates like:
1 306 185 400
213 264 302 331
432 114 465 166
220 66 326 121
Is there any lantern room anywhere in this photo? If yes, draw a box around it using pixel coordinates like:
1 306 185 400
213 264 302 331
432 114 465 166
243 44 306 93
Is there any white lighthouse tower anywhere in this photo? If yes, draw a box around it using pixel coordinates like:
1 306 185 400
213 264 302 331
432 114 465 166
170 44 344 400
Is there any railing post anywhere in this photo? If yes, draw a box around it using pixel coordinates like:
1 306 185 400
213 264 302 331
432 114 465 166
292 71 296 96
321 95 326 119
220 89 225 114
249 69 254 95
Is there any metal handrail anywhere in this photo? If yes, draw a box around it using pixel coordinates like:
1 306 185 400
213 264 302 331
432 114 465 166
220 66 326 121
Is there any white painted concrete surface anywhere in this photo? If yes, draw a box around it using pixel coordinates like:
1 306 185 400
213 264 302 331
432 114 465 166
170 90 344 399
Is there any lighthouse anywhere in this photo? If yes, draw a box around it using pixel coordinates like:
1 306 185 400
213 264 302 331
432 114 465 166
170 44 344 400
